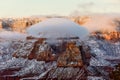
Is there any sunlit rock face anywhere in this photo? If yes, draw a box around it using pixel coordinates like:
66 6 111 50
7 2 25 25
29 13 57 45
11 19 40 32
91 31 120 42
0 21 2 30
57 42 83 67
0 18 41 32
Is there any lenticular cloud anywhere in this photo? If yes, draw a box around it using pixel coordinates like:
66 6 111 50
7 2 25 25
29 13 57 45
27 18 89 40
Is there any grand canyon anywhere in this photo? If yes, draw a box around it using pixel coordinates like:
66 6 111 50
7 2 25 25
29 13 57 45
0 15 120 80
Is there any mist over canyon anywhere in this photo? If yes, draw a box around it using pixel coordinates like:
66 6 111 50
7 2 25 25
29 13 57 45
0 14 120 80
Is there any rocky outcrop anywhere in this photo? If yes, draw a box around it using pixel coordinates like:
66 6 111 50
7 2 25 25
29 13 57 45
12 40 35 58
29 39 55 61
91 31 120 42
13 36 91 66
1 20 13 30
6 36 92 80
74 16 90 25
57 42 83 67
110 64 120 80
13 38 55 61
11 19 40 32
0 21 2 30
43 67 86 80
0 18 41 32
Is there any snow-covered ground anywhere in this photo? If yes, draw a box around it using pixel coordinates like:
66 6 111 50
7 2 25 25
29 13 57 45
87 38 120 66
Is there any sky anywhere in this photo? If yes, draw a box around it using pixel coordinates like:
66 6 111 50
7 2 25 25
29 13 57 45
0 0 120 17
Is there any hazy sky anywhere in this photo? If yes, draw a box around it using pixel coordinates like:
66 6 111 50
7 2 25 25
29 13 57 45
0 0 120 17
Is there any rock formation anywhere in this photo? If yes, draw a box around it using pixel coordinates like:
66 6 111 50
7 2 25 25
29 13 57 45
0 18 42 32
91 31 120 42
57 42 83 67
13 38 55 61
0 16 120 80
8 36 91 79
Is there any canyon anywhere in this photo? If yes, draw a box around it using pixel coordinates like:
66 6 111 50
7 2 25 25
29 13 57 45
0 15 120 80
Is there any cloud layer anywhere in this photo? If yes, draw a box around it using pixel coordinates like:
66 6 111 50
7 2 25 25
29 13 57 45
70 0 120 15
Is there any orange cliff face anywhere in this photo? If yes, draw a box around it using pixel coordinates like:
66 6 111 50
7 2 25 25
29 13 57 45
91 31 120 42
0 17 46 32
104 32 120 42
104 32 120 41
11 19 41 32
73 16 90 25
0 21 2 30
57 42 83 67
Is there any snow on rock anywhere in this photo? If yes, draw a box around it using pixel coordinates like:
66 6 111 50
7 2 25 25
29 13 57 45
87 37 120 66
0 58 28 70
0 40 15 62
27 18 89 40
45 67 86 79
90 57 110 66
13 40 36 58
0 57 56 77
87 76 104 80
12 38 55 61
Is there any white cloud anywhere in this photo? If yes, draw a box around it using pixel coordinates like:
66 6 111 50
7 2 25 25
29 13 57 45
74 0 120 14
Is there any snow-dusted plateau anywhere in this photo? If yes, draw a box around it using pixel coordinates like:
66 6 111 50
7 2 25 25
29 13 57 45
0 15 120 80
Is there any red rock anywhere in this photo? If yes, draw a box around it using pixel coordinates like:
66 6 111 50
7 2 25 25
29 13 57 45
57 42 83 67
